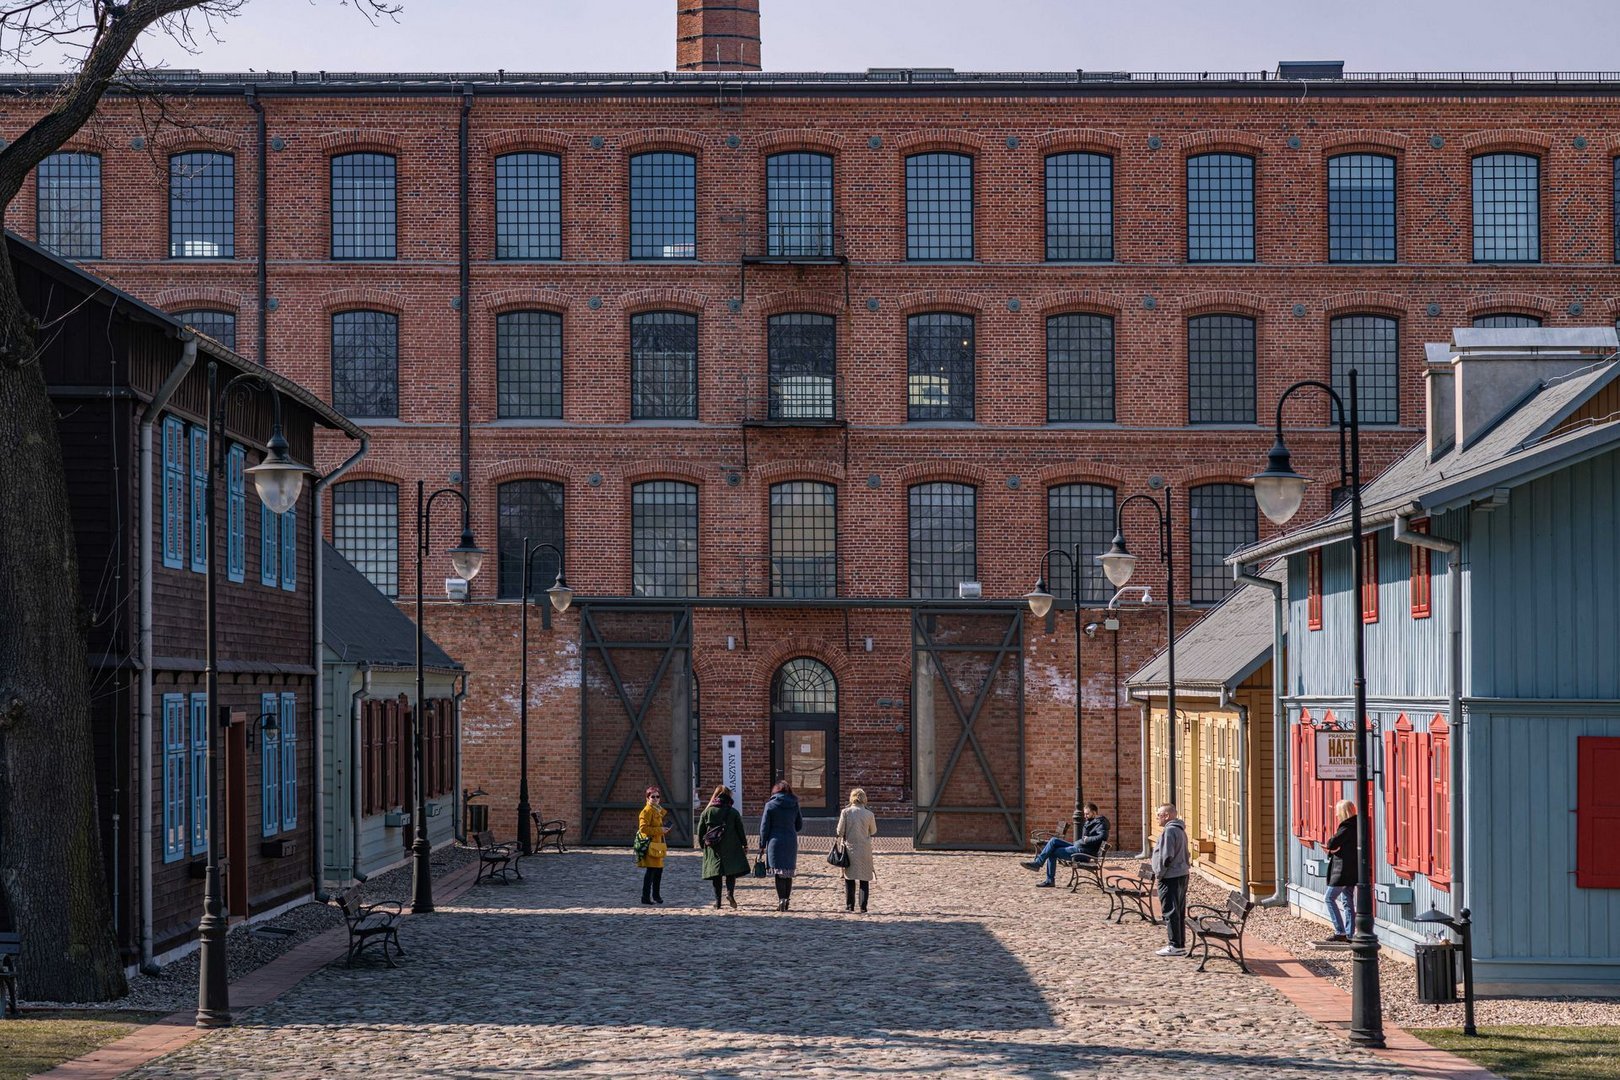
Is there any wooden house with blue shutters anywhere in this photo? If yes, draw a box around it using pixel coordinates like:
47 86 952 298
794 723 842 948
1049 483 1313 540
12 234 366 971
1231 326 1620 993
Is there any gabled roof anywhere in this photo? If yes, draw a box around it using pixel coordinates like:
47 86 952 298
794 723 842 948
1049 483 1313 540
1126 564 1282 697
322 543 460 672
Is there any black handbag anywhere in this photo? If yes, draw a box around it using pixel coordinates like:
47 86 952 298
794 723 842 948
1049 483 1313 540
752 855 768 878
827 842 851 868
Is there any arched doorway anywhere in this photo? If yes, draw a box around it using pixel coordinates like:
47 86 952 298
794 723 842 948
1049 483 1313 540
771 657 838 817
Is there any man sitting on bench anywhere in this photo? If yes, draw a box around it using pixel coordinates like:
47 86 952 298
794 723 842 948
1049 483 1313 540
1023 802 1110 888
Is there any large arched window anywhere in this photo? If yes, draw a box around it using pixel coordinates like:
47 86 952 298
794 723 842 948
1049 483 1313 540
497 480 565 599
908 312 974 421
767 313 835 420
1187 153 1254 262
169 151 235 258
630 312 698 420
1330 315 1399 426
332 480 399 597
1188 314 1256 425
773 658 837 715
629 151 696 259
1046 313 1114 422
770 481 836 598
1047 483 1116 604
1045 152 1113 261
37 151 101 258
175 310 237 353
331 310 399 419
1327 153 1396 263
908 482 976 599
906 152 974 261
1189 483 1257 604
494 152 561 260
631 480 699 597
766 152 834 257
330 152 396 259
1472 152 1539 263
496 310 563 419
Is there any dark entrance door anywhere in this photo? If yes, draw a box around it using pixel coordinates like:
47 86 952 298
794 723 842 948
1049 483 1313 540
771 658 838 817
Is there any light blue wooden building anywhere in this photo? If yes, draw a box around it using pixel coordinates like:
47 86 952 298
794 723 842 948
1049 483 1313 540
1232 327 1620 993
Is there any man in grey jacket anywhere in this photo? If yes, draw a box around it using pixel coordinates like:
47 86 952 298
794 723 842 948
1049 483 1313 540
1151 804 1190 957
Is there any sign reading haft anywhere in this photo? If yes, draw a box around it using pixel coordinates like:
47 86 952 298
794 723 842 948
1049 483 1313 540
1315 729 1359 780
721 735 744 811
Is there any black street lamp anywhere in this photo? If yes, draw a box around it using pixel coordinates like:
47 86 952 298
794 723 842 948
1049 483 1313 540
199 362 314 1028
1095 489 1178 796
1024 548 1090 835
413 480 485 914
516 537 572 855
1250 369 1384 1049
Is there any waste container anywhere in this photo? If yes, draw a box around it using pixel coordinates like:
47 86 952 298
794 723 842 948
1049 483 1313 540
1415 941 1458 1004
465 801 489 834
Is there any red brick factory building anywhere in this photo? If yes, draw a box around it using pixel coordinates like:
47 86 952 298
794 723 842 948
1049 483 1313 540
8 0 1618 860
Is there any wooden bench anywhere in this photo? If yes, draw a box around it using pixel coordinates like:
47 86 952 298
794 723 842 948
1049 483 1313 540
473 830 522 885
529 812 569 854
1189 890 1256 973
1102 862 1159 925
0 932 19 1016
334 888 402 968
1063 840 1111 893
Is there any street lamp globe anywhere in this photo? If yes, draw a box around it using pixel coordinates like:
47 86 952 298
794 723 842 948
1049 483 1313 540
244 426 311 515
547 575 574 614
1249 438 1312 525
1024 579 1055 619
1096 534 1137 589
449 530 486 581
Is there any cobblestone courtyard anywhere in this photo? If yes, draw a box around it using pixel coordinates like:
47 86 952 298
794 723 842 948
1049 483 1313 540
124 850 1421 1078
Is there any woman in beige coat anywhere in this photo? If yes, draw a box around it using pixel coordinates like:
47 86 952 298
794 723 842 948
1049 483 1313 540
835 788 879 912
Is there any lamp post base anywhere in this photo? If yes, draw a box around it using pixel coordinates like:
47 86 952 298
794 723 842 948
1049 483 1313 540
517 796 532 857
194 864 232 1029
1071 806 1086 834
1348 930 1386 1048
409 835 435 914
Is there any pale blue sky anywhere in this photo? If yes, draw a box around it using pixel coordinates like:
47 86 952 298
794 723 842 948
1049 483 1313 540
128 0 1620 74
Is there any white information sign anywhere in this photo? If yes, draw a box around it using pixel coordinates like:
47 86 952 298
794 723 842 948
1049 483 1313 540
1315 729 1358 780
721 735 744 811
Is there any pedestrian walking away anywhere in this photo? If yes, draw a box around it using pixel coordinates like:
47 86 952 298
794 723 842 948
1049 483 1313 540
1322 799 1359 944
836 788 879 912
1151 803 1190 956
697 785 750 909
1022 802 1110 887
636 786 671 905
759 781 803 911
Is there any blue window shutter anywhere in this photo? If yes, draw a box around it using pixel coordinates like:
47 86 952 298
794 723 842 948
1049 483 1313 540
280 509 297 591
162 694 186 862
227 446 246 583
189 694 209 854
261 692 280 837
189 425 208 573
260 501 278 586
162 418 185 569
280 693 297 830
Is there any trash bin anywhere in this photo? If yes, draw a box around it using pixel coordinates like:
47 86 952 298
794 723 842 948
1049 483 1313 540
1415 941 1458 1004
465 802 489 834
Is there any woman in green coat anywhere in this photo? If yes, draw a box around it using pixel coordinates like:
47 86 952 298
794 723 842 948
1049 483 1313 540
696 785 750 909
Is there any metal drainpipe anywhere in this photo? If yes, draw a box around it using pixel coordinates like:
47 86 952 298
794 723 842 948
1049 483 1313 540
137 336 197 972
1233 562 1288 907
457 88 472 501
452 673 469 844
1222 686 1251 901
1394 512 1464 912
1137 701 1152 858
349 665 372 884
247 89 268 368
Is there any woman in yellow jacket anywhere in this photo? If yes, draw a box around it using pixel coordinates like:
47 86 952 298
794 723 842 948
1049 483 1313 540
637 786 671 904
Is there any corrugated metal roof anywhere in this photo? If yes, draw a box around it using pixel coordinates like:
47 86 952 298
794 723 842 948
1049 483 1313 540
322 543 460 671
1126 564 1282 694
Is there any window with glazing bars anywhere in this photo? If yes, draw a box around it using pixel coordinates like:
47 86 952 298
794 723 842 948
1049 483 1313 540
629 152 696 259
1615 159 1620 263
630 312 697 419
1047 484 1116 604
1045 153 1113 261
331 310 399 418
1472 153 1539 262
766 152 834 256
1188 314 1256 424
169 152 234 258
497 311 563 419
908 482 976 599
770 481 836 598
333 480 399 597
908 313 974 421
1046 313 1114 422
176 310 237 352
494 152 561 259
37 152 101 257
906 153 973 260
1187 153 1254 262
1471 313 1542 328
1331 315 1399 425
1327 153 1396 263
330 152 396 259
631 481 698 597
497 480 564 599
768 313 835 420
1189 483 1257 603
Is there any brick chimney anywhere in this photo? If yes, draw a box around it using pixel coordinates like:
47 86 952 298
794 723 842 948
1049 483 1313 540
676 1 762 71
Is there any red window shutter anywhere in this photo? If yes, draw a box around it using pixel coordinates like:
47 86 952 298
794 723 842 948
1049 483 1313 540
1382 729 1399 868
1577 737 1620 888
1410 518 1433 619
1292 719 1309 842
386 699 400 809
1361 534 1380 624
1307 550 1323 631
1430 716 1451 888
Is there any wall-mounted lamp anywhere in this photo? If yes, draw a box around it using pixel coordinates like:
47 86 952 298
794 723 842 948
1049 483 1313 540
726 635 736 651
863 636 874 653
248 711 279 741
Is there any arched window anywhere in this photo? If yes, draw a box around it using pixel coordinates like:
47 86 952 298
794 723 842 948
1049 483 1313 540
331 152 397 259
1188 314 1256 425
767 313 835 420
908 482 975 599
772 657 837 714
1330 315 1399 426
494 152 561 259
631 480 698 597
497 480 565 599
496 311 563 419
169 151 235 258
175 310 237 353
1187 153 1254 262
1045 152 1113 261
766 152 834 256
1189 483 1257 604
1047 483 1116 604
332 480 399 597
331 310 399 419
630 312 698 420
1046 313 1114 422
1471 312 1542 329
906 152 973 260
37 151 101 258
908 312 974 421
629 152 696 259
1327 153 1396 263
1472 152 1539 263
770 481 836 598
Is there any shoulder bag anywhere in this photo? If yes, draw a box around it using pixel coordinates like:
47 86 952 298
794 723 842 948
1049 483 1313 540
827 842 851 868
632 832 651 858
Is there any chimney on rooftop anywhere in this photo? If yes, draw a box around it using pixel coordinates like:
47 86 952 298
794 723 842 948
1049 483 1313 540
677 1 762 72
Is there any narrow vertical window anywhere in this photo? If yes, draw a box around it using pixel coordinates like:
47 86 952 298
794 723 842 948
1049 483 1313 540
629 312 697 420
1306 549 1323 631
162 417 186 570
1046 484 1116 604
631 481 699 597
280 693 297 831
1409 518 1432 619
1046 313 1114 422
906 152 974 260
1472 152 1540 262
1331 315 1399 426
770 481 837 598
767 313 835 420
1189 484 1257 604
189 693 209 854
260 691 280 837
333 480 400 597
162 694 187 862
494 152 561 260
280 508 297 592
1361 533 1380 624
496 311 564 419
331 152 396 259
227 445 246 583
766 152 834 256
37 151 101 258
1187 153 1254 262
175 310 237 353
260 500 279 586
497 480 565 599
1188 314 1256 425
1327 153 1396 263
908 482 976 599
189 425 208 574
629 152 696 259
169 151 235 258
1044 152 1113 261
907 313 974 421
331 310 400 419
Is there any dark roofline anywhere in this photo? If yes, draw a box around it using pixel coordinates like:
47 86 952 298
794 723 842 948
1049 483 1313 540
7 69 1620 98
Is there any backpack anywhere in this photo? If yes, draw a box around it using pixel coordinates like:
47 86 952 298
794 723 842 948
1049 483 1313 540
702 813 728 849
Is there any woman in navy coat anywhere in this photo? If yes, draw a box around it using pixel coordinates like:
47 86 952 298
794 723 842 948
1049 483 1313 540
758 781 803 911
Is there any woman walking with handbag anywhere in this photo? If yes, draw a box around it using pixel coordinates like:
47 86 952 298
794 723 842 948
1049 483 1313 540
834 788 878 913
758 781 803 911
636 786 671 905
696 785 749 909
